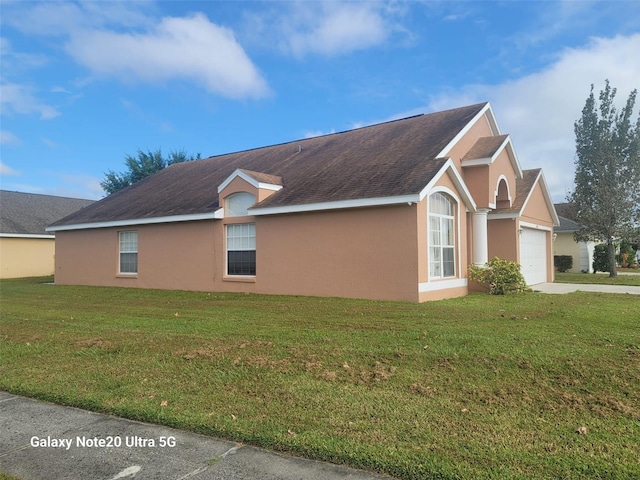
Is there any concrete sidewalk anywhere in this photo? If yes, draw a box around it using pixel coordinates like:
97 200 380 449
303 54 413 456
534 282 640 295
0 392 392 480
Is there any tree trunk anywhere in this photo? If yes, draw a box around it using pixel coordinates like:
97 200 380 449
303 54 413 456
607 237 618 277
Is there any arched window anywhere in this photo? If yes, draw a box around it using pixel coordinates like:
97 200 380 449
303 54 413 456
495 178 510 208
225 192 255 217
429 192 456 278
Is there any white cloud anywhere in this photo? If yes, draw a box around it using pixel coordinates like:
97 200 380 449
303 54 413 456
1 130 20 145
0 161 20 176
426 33 640 202
63 13 269 99
278 2 390 57
0 82 61 119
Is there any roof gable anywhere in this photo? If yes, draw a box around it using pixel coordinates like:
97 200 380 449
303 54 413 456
489 169 560 226
461 135 523 178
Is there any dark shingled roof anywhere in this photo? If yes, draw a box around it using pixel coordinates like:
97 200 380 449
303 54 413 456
0 190 94 235
462 135 509 161
51 103 487 227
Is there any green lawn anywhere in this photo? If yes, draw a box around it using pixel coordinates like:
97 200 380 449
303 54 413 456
1 277 638 480
555 272 640 286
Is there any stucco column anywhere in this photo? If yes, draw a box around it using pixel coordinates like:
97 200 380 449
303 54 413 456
472 209 490 266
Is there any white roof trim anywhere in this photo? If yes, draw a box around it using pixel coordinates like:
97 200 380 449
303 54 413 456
250 194 420 216
518 170 560 226
418 158 477 212
1 233 55 239
217 168 283 194
251 158 477 216
436 103 500 159
461 135 523 179
46 212 217 232
519 221 553 232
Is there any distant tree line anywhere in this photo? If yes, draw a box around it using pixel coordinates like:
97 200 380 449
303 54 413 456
101 149 200 195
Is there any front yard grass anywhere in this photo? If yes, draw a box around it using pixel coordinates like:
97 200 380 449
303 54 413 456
555 272 640 286
1 277 638 480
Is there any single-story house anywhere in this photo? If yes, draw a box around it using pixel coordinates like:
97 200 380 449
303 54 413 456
553 203 596 273
0 190 94 278
48 103 559 302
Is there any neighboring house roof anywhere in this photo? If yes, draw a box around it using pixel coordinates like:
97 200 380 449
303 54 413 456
0 190 94 237
554 202 578 221
556 215 582 232
49 103 487 229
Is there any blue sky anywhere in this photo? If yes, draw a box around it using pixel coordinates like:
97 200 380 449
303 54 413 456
1 0 639 201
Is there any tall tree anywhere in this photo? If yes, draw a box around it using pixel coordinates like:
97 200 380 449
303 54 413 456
570 80 640 277
101 149 200 195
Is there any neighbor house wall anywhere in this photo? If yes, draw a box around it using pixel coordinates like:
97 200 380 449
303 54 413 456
0 237 55 278
554 233 594 273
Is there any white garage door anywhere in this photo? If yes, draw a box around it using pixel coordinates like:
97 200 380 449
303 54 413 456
519 228 547 285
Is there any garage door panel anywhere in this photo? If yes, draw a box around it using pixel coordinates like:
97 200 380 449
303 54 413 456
520 228 547 285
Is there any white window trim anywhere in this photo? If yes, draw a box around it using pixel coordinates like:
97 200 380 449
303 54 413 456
225 223 256 277
427 188 461 281
118 231 138 275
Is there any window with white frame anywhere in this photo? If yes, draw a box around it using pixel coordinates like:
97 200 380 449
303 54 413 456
225 192 255 217
119 231 138 274
226 223 256 275
428 193 456 278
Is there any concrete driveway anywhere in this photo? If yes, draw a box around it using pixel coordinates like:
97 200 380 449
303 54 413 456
534 282 640 295
0 392 392 480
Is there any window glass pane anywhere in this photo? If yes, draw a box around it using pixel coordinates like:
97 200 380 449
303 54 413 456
227 251 256 275
429 247 441 277
444 218 454 246
225 192 256 217
120 253 138 273
119 231 137 253
443 247 455 277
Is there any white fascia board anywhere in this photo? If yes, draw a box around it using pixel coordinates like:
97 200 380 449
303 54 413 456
505 139 524 179
437 103 500 159
419 278 468 293
217 169 283 193
214 207 225 219
488 213 518 220
0 233 55 239
45 212 217 232
250 194 420 216
418 158 477 212
519 221 553 232
537 171 560 226
520 170 560 226
460 157 492 167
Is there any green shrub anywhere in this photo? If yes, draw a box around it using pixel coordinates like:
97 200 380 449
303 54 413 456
616 241 636 267
593 244 609 272
554 255 573 272
468 257 530 295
